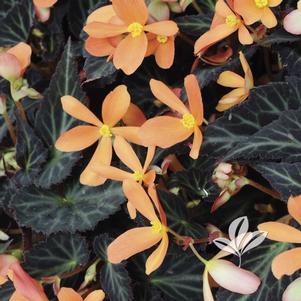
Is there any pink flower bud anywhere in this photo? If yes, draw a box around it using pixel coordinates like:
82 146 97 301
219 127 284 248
284 9 301 35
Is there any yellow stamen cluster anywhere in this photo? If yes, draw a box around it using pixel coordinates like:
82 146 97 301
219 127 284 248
127 22 144 38
156 35 168 44
151 220 166 234
225 15 240 28
133 170 144 182
254 0 268 8
99 124 112 137
181 113 196 129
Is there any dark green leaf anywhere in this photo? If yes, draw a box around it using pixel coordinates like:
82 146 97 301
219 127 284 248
253 162 301 201
35 39 86 188
0 0 34 46
176 13 211 37
262 28 301 46
0 282 14 301
196 0 215 11
279 47 301 77
94 234 133 301
12 181 124 234
0 0 20 19
14 116 47 186
216 241 296 301
24 233 89 278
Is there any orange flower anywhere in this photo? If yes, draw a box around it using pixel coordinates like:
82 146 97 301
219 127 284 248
258 195 301 279
93 135 156 218
194 0 253 56
9 262 48 301
122 103 147 127
216 51 253 111
234 0 283 28
83 0 179 75
107 180 168 275
57 287 105 301
139 74 204 159
33 0 57 8
203 254 260 301
0 43 31 82
146 33 175 69
55 85 141 186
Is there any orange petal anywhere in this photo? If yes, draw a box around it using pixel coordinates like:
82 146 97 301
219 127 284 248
144 21 179 36
80 137 112 186
122 103 146 126
127 201 137 219
113 135 142 171
102 85 131 126
145 233 168 275
261 7 277 28
258 222 301 243
58 288 82 301
208 259 260 294
112 0 148 25
122 179 158 221
215 87 247 112
143 146 156 172
288 195 301 225
184 74 203 124
61 96 101 126
112 126 141 145
10 262 48 301
150 79 188 115
143 170 156 186
215 0 233 17
84 290 105 301
190 126 203 159
0 255 18 281
33 0 57 8
147 185 167 225
55 126 100 152
238 25 253 45
194 24 236 55
146 37 158 57
85 37 115 57
113 33 147 75
217 71 245 88
7 42 31 74
107 227 161 263
234 0 261 25
239 53 254 89
155 36 175 69
203 270 214 301
283 277 301 301
271 248 301 279
139 116 193 148
86 5 115 24
0 53 21 81
83 22 127 38
92 165 132 181
9 292 29 301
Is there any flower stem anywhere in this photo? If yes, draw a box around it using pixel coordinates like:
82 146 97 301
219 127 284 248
15 101 27 121
247 179 280 200
167 227 184 241
188 242 207 265
3 111 16 144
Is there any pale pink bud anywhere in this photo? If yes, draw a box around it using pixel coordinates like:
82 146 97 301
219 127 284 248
283 277 301 301
0 255 18 285
284 10 301 35
0 53 21 82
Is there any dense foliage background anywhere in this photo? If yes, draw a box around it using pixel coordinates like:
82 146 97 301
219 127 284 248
0 0 301 300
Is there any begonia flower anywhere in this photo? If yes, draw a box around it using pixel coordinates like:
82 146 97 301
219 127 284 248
55 85 141 186
122 103 147 127
93 135 156 218
283 1 301 35
108 180 168 275
234 0 283 29
33 0 58 22
83 0 179 74
216 51 253 111
258 195 301 280
139 74 204 159
0 43 31 83
203 256 261 300
33 0 57 8
57 287 105 301
194 0 253 56
0 255 18 285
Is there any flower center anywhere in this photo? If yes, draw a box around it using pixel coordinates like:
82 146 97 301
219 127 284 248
181 113 196 129
254 0 268 8
225 15 240 27
127 22 144 38
133 170 144 182
99 124 112 137
156 35 168 44
151 220 166 234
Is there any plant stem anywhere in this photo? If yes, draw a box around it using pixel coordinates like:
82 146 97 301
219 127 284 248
15 101 27 121
248 179 280 200
167 227 185 241
203 118 209 125
188 242 207 265
192 1 203 13
3 111 16 144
